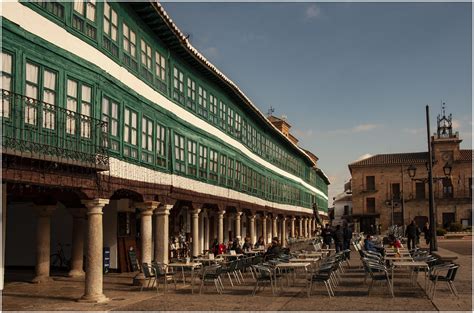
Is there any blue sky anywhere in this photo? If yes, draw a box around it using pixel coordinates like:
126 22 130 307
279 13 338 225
162 2 472 201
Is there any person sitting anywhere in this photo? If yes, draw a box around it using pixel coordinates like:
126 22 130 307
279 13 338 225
264 237 282 260
242 237 252 252
254 236 265 249
230 239 243 254
364 235 384 256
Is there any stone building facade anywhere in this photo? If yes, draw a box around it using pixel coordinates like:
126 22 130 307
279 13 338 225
348 110 472 233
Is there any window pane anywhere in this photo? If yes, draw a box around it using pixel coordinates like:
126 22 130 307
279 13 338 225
26 63 39 83
2 53 12 74
74 1 84 14
82 85 91 102
67 79 78 97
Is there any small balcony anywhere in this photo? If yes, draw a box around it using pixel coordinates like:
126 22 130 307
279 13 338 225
1 90 109 170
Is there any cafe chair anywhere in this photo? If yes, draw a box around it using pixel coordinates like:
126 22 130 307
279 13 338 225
152 261 177 293
427 263 459 299
140 263 156 292
199 265 223 294
251 265 279 296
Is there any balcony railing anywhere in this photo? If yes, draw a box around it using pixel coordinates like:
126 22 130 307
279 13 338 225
1 89 109 170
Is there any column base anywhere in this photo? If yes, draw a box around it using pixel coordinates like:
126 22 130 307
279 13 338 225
68 269 86 277
77 293 109 303
31 275 53 283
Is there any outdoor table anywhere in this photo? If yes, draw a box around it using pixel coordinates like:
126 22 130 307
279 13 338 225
275 262 311 287
296 252 327 258
193 258 222 265
167 262 202 294
391 261 429 297
220 253 243 259
385 256 413 262
243 250 262 256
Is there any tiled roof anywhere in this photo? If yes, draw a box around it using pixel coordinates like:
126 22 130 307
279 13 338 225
150 2 316 167
349 149 473 168
349 152 429 167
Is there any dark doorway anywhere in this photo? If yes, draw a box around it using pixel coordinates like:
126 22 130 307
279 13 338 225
360 216 376 234
414 215 428 229
442 213 455 229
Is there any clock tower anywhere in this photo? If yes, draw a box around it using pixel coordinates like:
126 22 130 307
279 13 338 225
432 103 462 168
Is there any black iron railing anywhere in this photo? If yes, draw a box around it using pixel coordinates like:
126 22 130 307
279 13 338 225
1 89 109 170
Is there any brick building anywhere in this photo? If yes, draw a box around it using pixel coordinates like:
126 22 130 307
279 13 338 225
348 109 472 233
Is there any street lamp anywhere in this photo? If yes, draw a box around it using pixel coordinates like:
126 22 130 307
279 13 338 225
406 105 453 253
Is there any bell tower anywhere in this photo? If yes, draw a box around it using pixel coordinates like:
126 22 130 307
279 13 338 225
432 102 462 164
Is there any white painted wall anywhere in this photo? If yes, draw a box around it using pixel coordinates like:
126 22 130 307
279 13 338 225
103 201 118 270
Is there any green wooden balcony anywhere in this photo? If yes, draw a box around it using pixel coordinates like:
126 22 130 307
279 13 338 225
1 89 109 171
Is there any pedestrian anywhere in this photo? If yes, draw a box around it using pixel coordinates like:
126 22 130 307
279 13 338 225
333 225 344 253
423 222 431 246
405 220 418 250
342 223 353 259
254 236 265 249
322 224 333 249
242 237 252 252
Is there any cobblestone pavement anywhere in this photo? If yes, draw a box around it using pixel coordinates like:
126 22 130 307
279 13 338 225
1 240 472 311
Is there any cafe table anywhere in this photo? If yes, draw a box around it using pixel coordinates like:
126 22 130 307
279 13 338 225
391 261 429 296
167 262 202 294
275 262 311 287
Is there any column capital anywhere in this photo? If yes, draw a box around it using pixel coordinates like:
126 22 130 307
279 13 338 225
272 215 278 221
248 214 257 220
235 211 243 217
136 201 159 216
261 214 268 220
35 205 56 217
154 204 171 216
218 209 226 216
290 216 296 221
82 199 109 215
191 208 201 216
281 216 287 221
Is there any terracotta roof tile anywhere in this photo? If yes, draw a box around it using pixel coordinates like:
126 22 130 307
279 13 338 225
349 149 473 168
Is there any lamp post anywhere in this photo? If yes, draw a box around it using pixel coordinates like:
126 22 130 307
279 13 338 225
407 106 453 253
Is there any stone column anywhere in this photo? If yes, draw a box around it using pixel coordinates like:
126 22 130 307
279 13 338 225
32 205 56 283
308 218 313 238
79 199 109 303
281 217 287 248
154 204 171 265
204 211 210 252
267 217 271 241
137 201 158 266
305 218 309 238
68 208 87 277
249 213 256 245
235 210 242 241
261 214 267 245
290 217 296 238
297 217 302 238
217 209 225 244
199 209 205 254
192 208 201 257
272 216 278 239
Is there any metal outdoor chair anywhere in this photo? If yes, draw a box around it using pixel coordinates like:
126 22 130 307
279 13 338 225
199 265 224 294
307 268 334 298
151 261 177 293
140 262 156 292
251 265 279 296
427 263 460 299
365 261 394 297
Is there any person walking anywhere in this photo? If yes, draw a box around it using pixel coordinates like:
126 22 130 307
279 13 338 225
342 223 353 259
333 225 344 253
422 222 431 246
322 224 333 249
405 220 418 251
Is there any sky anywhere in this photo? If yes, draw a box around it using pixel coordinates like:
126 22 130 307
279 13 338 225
161 2 472 202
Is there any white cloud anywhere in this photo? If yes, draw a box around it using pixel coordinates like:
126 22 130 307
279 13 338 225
305 4 321 20
354 153 373 162
403 128 424 135
202 47 219 59
352 123 378 132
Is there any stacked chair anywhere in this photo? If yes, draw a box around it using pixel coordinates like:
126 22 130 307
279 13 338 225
427 263 460 299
